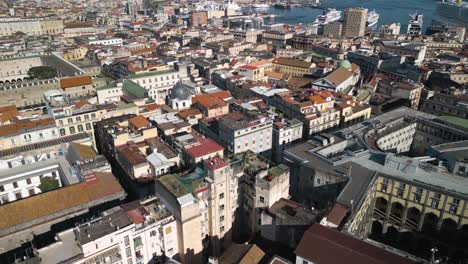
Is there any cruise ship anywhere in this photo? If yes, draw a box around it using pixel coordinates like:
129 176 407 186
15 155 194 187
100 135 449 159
434 0 468 25
314 8 342 25
366 10 379 29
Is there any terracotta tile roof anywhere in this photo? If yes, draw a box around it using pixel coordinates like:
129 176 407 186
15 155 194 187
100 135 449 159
185 138 224 159
295 224 418 264
118 145 148 165
308 95 326 104
126 208 145 224
0 172 124 231
144 103 159 111
273 58 313 69
75 100 91 109
211 90 233 101
324 67 353 87
0 118 55 137
239 245 265 264
129 115 150 130
193 94 227 109
0 105 18 123
60 75 92 89
178 108 202 119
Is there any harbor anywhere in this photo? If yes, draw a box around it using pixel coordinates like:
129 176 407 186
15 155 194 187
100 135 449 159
241 0 448 31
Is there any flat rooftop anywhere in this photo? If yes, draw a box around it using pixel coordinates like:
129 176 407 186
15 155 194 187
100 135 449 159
78 210 132 245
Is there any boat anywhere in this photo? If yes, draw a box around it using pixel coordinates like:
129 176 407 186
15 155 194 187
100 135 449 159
252 3 270 8
274 2 291 9
407 12 423 36
366 10 379 28
433 0 468 26
314 8 341 25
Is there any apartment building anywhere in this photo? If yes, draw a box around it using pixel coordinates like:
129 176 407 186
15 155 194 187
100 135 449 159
261 31 293 48
129 70 182 105
96 82 124 104
380 23 401 35
238 59 273 82
238 154 290 236
375 77 423 110
155 157 240 263
192 91 230 118
342 8 368 37
377 41 427 66
35 198 179 264
44 90 106 146
272 91 370 136
183 137 224 166
420 92 468 119
199 112 273 154
0 118 59 149
272 58 315 77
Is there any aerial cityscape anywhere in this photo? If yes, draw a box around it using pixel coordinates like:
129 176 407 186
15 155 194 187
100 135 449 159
0 0 467 263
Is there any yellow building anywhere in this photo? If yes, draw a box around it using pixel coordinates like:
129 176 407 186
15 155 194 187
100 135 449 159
272 58 315 77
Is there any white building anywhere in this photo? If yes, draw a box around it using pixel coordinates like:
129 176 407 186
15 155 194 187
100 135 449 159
379 23 401 35
96 83 124 104
273 119 303 146
129 70 183 105
36 197 180 264
0 156 76 204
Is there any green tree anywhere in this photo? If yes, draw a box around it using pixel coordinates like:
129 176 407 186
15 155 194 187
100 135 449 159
38 176 60 192
27 66 58 80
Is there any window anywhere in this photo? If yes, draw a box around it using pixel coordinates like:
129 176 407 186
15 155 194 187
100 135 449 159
86 123 92 130
13 182 18 188
126 247 131 257
28 189 35 196
78 125 84 132
449 205 458 214
1 195 8 204
150 230 157 237
381 184 387 193
431 200 439 208
0 185 4 192
219 204 225 211
69 127 75 134
26 178 32 184
415 188 423 194
76 116 81 122
60 128 66 136
220 226 225 233
15 192 22 200
84 115 89 121
220 216 224 222
68 118 73 124
414 194 421 203
124 236 130 246
219 193 224 199
259 196 265 203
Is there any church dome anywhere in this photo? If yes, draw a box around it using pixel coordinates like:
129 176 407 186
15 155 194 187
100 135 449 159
339 60 352 70
170 82 191 100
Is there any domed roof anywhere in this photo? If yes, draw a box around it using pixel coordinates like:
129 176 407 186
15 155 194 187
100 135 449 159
170 82 191 100
339 60 352 69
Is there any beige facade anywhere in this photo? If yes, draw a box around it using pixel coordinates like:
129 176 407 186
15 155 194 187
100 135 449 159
342 8 367 37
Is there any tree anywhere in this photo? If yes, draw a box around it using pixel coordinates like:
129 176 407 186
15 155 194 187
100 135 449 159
38 176 60 193
27 66 58 80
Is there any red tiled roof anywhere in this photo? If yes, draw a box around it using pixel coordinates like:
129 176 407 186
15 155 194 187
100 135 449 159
60 75 92 89
126 208 145 224
326 203 349 227
184 138 224 159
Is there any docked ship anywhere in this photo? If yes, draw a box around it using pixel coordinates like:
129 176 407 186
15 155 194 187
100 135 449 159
366 10 379 29
314 8 342 25
252 3 270 8
433 0 468 25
